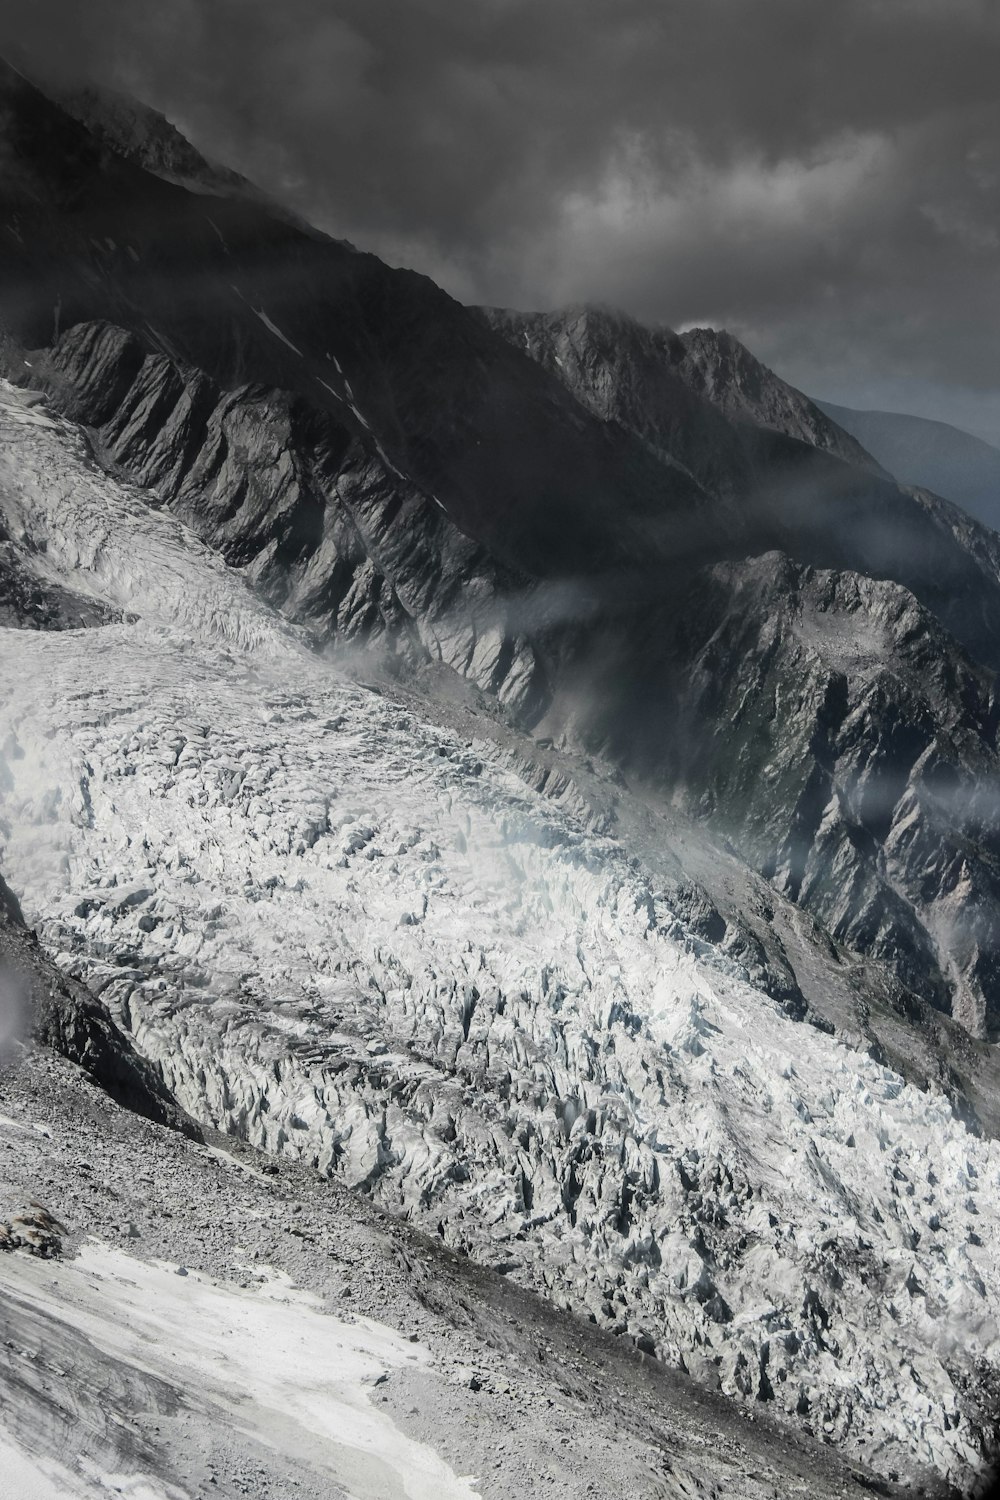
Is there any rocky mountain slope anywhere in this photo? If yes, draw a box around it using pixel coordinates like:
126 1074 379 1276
50 81 249 197
0 864 191 1134
481 305 1000 676
482 307 1000 1043
480 306 882 498
2 60 1000 1497
676 326 881 471
817 400 1000 535
566 553 1000 1040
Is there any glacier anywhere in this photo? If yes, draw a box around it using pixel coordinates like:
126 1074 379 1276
1 377 999 1492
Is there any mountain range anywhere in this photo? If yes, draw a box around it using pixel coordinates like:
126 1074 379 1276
1 59 999 1499
816 399 1000 535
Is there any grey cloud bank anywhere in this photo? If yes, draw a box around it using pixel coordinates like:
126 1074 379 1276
2 0 998 442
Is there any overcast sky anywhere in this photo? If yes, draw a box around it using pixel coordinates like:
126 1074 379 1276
3 0 999 442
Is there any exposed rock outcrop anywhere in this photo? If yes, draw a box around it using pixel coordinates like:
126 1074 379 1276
0 871 196 1137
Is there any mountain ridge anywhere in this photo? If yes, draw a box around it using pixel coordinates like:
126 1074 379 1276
816 398 1000 534
2 61 1000 1496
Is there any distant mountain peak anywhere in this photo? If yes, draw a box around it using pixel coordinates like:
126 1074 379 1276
677 325 885 473
18 67 322 240
816 398 1000 533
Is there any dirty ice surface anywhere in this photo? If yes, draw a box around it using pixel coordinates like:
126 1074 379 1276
0 1240 479 1500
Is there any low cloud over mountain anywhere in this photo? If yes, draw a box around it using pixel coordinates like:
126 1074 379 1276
3 0 999 440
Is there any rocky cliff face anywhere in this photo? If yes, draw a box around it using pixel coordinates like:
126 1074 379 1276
482 305 1000 678
481 304 882 501
23 318 549 715
482 305 1000 1041
480 304 756 507
621 555 1000 1038
677 326 882 470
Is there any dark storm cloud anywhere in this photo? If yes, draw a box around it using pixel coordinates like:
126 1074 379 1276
2 1 999 434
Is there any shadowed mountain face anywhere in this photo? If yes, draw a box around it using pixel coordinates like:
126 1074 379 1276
482 307 880 491
0 60 710 582
3 53 1000 1053
483 306 1000 1041
816 400 1000 535
677 327 882 473
585 556 1000 1038
49 82 250 198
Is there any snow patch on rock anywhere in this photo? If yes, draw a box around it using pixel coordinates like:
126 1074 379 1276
0 1241 478 1500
